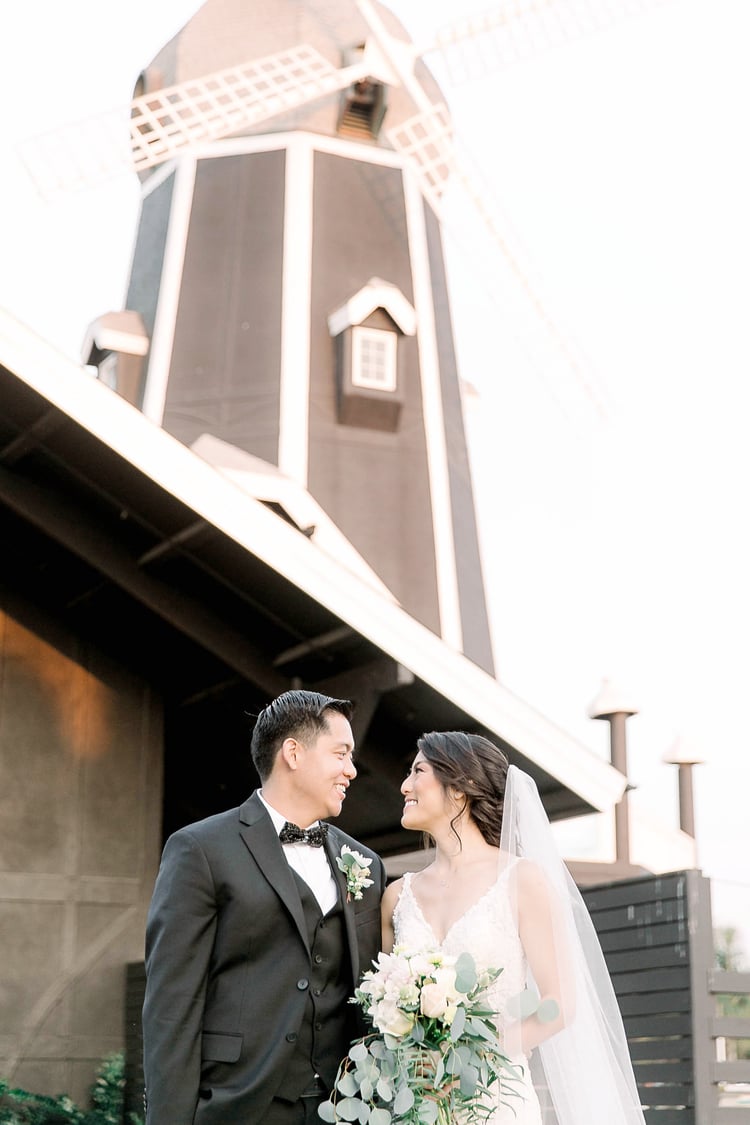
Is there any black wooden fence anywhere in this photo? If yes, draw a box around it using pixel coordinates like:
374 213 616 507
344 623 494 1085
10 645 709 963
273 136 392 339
582 870 750 1125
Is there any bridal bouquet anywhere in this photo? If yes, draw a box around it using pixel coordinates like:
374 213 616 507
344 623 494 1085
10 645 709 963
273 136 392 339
319 947 521 1125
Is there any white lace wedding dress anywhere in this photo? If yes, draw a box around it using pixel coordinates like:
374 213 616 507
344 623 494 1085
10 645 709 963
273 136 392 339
393 865 543 1125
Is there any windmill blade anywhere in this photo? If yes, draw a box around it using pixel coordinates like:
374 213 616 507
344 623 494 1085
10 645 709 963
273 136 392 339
350 0 612 419
19 42 384 197
384 101 454 206
387 104 612 421
417 0 674 85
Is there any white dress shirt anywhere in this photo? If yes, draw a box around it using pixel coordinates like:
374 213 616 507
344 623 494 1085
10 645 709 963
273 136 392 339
259 793 338 914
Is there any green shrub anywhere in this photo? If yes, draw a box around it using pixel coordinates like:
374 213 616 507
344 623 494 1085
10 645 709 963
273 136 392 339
0 1052 143 1125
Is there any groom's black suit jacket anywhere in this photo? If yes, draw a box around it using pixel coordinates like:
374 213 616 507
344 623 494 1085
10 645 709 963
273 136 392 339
142 791 385 1125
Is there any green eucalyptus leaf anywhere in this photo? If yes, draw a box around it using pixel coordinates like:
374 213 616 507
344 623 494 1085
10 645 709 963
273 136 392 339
449 1006 466 1040
350 1041 369 1063
454 952 477 994
393 1085 415 1115
417 1098 439 1124
337 1096 365 1121
505 988 539 1020
442 1047 458 1075
467 1018 497 1042
460 1063 479 1097
537 998 560 1023
410 1021 424 1044
376 1076 394 1102
360 1079 374 1102
317 1100 337 1122
379 1054 397 1077
337 1073 360 1097
369 1110 392 1125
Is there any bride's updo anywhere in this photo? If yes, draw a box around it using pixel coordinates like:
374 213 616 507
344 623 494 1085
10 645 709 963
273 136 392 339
416 731 509 847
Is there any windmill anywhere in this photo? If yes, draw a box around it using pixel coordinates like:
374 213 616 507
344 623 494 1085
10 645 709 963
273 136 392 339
20 0 669 675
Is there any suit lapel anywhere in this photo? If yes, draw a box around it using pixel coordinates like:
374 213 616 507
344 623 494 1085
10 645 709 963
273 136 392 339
326 827 361 985
238 792 310 954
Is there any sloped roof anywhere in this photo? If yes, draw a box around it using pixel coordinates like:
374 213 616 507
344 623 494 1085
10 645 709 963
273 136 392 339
0 311 626 848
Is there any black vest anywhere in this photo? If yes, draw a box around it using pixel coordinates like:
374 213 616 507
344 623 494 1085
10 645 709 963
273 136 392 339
281 870 354 1100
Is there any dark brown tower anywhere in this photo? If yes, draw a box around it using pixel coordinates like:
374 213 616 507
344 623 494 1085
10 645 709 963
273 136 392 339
109 0 494 672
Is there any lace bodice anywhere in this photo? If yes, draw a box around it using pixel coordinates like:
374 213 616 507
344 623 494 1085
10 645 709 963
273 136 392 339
393 864 528 1031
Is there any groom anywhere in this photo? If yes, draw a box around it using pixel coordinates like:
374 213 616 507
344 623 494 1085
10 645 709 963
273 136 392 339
142 689 385 1125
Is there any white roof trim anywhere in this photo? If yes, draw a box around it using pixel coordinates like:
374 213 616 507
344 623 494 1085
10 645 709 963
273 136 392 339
191 434 396 601
328 277 417 338
0 310 626 812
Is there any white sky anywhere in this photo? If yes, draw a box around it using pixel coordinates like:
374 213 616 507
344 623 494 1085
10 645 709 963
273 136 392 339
1 0 748 956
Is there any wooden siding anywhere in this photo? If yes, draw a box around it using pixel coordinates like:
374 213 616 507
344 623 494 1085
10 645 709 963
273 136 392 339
583 872 700 1124
583 871 750 1125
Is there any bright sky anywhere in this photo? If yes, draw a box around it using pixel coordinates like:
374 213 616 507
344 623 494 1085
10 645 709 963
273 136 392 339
1 0 748 957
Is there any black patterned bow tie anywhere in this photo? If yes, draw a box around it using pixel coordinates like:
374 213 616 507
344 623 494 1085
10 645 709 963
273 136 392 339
279 821 328 847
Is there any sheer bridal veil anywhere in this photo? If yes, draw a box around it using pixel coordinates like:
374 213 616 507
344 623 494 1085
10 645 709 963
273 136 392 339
500 765 646 1125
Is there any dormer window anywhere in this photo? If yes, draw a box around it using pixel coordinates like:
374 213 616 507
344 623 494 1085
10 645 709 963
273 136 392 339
328 279 416 432
352 326 397 392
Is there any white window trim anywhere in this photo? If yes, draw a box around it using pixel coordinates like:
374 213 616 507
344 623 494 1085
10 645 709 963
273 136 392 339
351 326 398 392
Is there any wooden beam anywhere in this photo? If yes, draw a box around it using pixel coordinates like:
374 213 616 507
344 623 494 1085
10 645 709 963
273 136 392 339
311 657 415 743
0 464 288 696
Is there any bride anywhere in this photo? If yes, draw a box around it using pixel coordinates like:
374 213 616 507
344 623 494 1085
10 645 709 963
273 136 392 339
381 731 647 1125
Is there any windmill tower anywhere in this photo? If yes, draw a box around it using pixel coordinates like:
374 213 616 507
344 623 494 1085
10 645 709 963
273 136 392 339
84 0 496 673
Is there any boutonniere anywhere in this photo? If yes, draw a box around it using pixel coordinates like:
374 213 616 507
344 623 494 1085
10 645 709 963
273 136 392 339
336 845 374 903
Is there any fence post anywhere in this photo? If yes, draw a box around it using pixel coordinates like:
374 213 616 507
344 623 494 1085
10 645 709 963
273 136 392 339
686 869 715 1125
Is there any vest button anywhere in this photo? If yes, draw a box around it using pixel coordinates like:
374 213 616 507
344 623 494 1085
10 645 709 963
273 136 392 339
313 989 321 996
314 954 323 964
285 1032 297 1043
297 978 309 990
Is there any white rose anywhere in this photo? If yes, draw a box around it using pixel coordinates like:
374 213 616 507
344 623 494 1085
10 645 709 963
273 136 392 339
420 970 460 1021
374 999 416 1037
420 982 453 1019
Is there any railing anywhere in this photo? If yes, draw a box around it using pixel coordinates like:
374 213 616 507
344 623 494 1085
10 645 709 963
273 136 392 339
710 969 750 1123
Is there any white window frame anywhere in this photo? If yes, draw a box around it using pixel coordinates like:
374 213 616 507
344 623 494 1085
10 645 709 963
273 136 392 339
351 326 398 392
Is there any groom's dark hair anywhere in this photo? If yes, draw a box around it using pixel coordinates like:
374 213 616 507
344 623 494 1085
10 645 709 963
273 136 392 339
251 689 353 781
416 731 509 848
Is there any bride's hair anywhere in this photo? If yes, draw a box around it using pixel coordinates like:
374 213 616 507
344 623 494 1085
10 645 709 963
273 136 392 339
416 731 509 847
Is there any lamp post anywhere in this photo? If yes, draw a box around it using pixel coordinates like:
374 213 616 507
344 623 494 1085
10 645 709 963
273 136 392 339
662 735 704 842
588 678 639 866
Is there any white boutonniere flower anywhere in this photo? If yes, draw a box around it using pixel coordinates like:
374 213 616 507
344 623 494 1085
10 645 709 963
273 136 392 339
336 845 374 902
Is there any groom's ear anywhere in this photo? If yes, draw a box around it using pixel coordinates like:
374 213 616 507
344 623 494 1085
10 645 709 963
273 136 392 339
280 737 301 770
